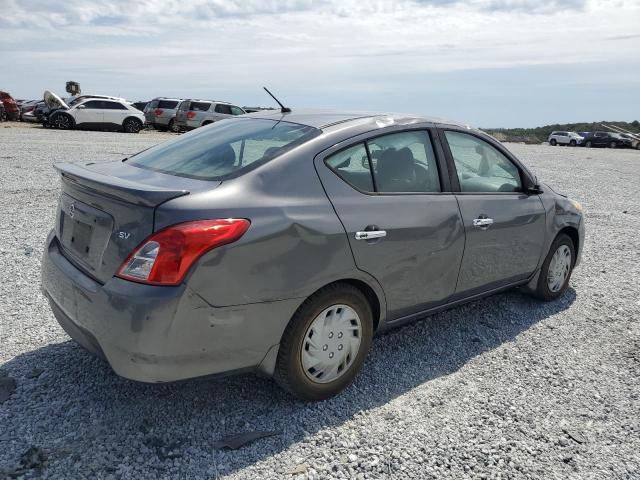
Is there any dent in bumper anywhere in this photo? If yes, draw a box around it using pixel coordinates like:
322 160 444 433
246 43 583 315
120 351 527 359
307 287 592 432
41 233 299 382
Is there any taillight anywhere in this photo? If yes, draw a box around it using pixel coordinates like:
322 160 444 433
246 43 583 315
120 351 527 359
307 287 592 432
116 219 250 286
154 108 163 116
186 111 196 119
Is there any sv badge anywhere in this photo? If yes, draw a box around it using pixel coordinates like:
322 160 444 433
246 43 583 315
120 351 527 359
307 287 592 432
117 232 131 240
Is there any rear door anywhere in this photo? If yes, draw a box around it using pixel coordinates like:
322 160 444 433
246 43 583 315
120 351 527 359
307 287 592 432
315 128 465 320
440 129 546 296
101 101 129 126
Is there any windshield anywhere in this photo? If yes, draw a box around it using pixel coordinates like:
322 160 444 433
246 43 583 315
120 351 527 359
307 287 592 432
128 118 320 181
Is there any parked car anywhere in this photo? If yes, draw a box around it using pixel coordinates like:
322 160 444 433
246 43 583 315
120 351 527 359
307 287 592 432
41 109 584 400
132 101 148 112
0 91 20 120
618 133 640 149
174 99 245 130
19 99 39 121
43 91 145 133
0 102 5 121
582 131 633 148
143 97 182 132
548 131 583 146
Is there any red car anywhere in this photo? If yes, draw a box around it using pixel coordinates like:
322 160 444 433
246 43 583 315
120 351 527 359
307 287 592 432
0 91 20 121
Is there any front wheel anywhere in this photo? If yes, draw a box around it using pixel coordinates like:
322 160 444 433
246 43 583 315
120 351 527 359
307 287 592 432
51 113 74 130
609 141 617 149
585 140 592 148
550 139 557 146
123 118 142 133
569 140 576 147
532 234 575 301
274 283 373 401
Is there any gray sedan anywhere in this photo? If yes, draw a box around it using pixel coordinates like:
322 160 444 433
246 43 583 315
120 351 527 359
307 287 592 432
41 109 584 400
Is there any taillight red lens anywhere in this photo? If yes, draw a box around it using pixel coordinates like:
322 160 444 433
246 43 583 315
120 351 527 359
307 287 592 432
154 108 163 116
186 111 196 119
116 219 250 286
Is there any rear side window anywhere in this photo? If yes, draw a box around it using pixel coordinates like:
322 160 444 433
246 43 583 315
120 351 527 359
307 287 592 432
326 144 374 192
157 100 179 109
190 102 211 111
128 118 320 181
215 104 232 115
444 131 522 193
102 101 127 110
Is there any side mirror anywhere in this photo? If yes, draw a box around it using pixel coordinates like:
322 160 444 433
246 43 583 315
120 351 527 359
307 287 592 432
525 175 543 194
77 104 86 109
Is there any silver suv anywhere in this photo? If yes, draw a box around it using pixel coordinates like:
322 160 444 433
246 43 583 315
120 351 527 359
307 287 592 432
144 98 182 132
548 131 583 147
174 99 245 131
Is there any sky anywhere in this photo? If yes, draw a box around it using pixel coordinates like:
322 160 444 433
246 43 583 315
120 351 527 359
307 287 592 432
1 0 639 127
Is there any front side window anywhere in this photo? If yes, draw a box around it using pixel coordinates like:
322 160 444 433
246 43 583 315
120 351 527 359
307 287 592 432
367 131 441 193
128 119 319 181
230 106 244 115
81 100 102 109
326 144 374 192
444 131 522 193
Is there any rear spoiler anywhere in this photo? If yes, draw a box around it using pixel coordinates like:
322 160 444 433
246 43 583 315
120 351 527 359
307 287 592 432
54 162 189 207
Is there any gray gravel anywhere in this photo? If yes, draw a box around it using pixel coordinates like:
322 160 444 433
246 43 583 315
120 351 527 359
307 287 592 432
1 125 639 479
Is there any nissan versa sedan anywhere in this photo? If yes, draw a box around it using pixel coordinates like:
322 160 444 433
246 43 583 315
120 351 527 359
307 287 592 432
41 109 584 400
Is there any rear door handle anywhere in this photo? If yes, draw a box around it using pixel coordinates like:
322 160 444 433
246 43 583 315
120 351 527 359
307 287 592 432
355 230 387 240
472 217 494 229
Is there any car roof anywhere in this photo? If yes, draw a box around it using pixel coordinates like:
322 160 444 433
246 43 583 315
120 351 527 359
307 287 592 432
244 108 470 129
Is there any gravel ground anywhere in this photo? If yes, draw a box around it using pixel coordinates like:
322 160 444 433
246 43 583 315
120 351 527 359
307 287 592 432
0 124 638 479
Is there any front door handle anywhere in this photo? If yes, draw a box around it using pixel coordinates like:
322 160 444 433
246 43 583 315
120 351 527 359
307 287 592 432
473 217 494 229
355 230 387 240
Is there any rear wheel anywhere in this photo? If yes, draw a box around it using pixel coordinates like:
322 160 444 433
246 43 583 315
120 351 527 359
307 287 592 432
274 283 373 401
532 233 575 301
585 140 592 148
550 139 557 146
50 112 74 130
123 118 142 133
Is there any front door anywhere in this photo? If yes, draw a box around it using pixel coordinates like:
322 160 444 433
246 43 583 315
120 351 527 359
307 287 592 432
315 129 465 320
440 129 546 296
73 100 103 126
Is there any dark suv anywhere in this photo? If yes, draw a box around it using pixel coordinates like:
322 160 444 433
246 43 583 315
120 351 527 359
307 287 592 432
583 131 632 149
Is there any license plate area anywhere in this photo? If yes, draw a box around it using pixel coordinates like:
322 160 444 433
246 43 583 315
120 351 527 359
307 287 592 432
57 194 114 272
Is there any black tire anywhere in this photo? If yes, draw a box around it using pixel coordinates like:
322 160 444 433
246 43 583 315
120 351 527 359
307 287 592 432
532 233 575 301
50 112 74 130
609 141 617 149
585 140 592 148
274 283 373 401
569 140 576 147
123 118 142 133
168 119 179 133
550 139 557 146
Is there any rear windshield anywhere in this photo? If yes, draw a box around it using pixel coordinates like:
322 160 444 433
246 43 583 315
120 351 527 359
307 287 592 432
128 118 320 181
191 102 211 111
157 100 179 109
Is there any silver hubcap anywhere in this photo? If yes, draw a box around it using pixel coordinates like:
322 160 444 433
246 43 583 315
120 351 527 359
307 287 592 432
547 245 572 292
301 304 362 384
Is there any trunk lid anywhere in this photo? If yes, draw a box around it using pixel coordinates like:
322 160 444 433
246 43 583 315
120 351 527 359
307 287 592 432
53 161 218 284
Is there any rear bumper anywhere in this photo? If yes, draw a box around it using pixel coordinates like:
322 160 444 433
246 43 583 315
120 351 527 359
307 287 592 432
41 231 298 382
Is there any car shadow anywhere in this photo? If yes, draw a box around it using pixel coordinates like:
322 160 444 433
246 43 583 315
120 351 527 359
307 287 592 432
0 288 576 477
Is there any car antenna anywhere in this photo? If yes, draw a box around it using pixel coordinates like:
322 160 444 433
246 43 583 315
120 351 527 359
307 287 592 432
263 87 291 113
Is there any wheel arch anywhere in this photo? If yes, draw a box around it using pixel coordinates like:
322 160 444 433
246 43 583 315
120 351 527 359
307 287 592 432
52 111 75 127
557 226 579 263
123 115 142 125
